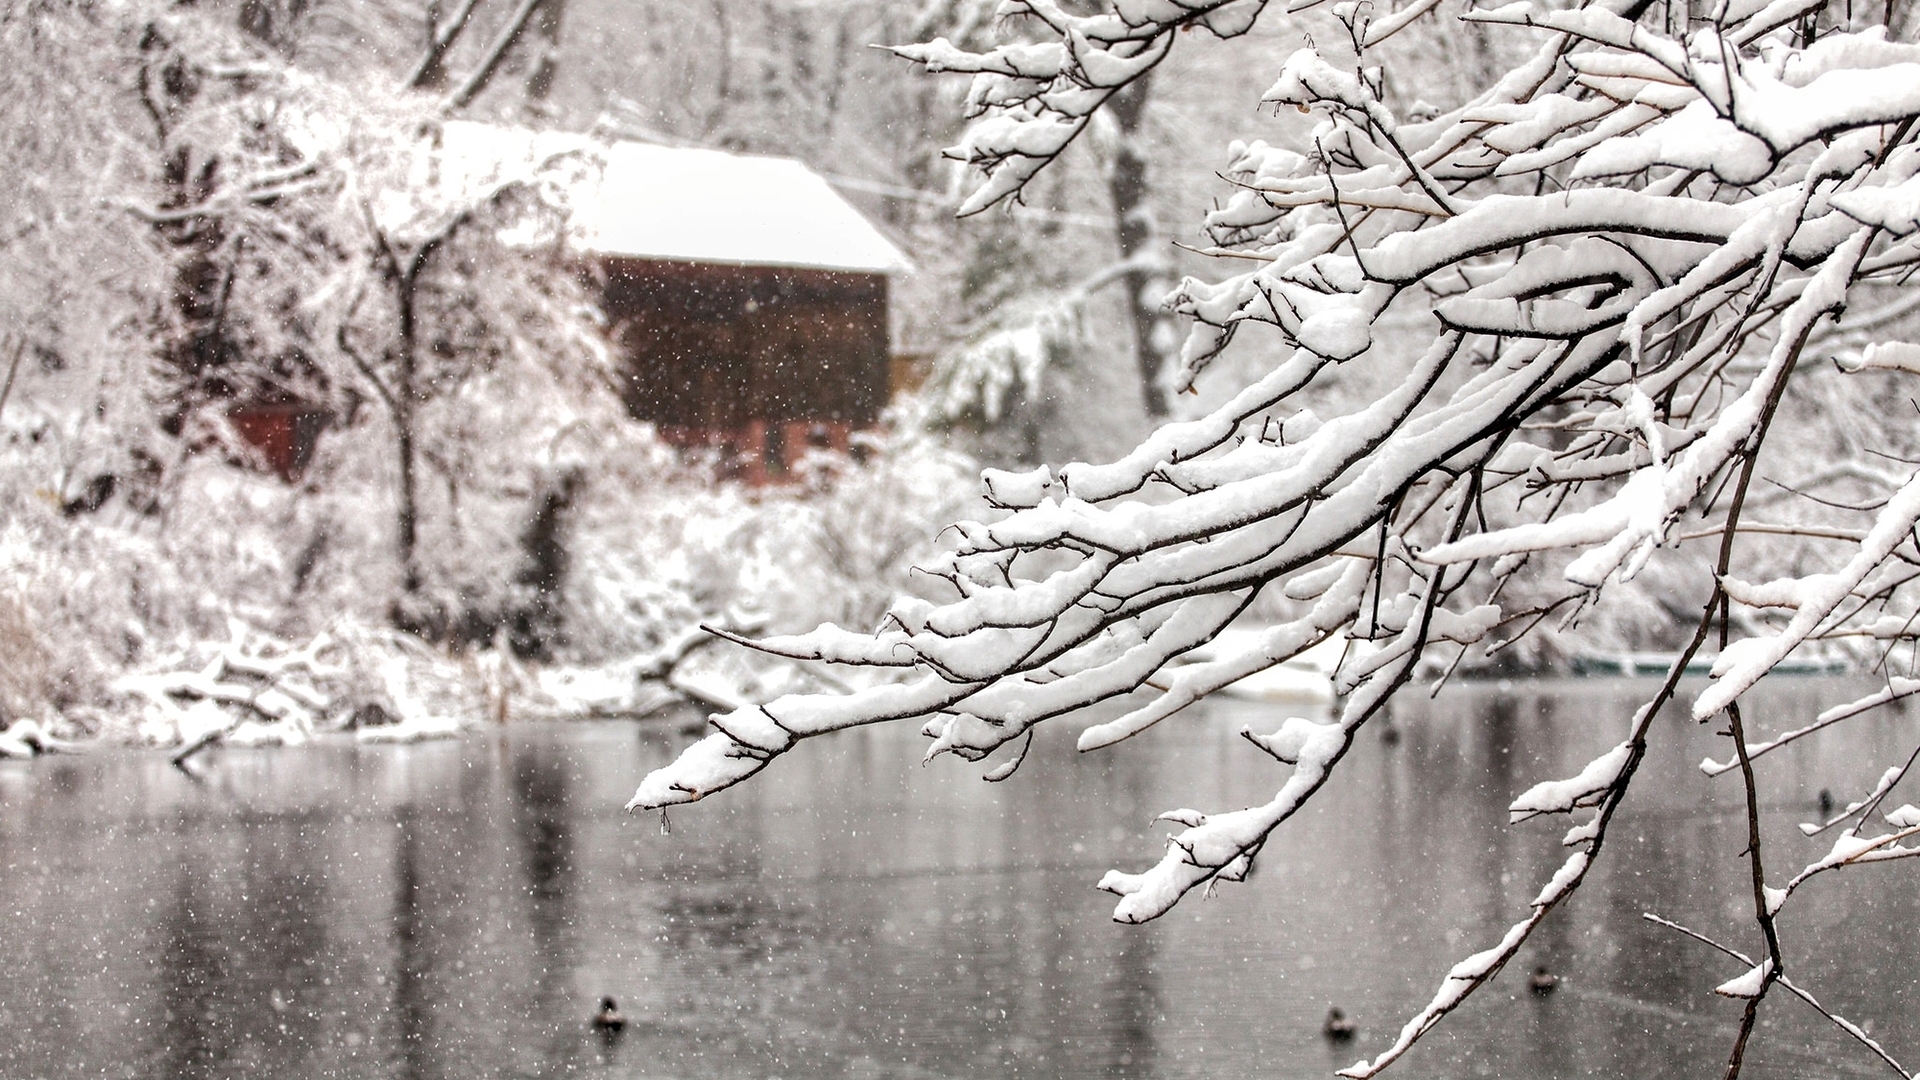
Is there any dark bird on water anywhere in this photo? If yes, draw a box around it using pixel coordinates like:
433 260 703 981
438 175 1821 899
1323 1006 1356 1040
592 997 627 1031
1530 965 1558 994
1819 788 1836 815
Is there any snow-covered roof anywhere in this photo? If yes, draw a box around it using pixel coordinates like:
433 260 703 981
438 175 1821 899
431 121 911 275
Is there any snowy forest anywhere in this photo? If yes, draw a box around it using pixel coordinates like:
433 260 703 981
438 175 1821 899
9 0 1920 1076
0 0 1012 745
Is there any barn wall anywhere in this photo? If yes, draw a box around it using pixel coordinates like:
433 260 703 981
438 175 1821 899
600 258 890 433
228 402 329 481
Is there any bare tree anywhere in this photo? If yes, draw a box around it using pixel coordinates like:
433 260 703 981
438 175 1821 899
337 211 475 599
334 147 591 616
633 1 1920 1076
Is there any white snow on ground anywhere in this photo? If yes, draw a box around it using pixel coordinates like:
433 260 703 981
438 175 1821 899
535 663 680 717
0 720 74 759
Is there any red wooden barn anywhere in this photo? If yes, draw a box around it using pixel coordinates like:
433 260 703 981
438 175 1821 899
456 124 913 483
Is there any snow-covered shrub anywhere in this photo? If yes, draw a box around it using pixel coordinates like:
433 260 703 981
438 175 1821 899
633 2 1920 1075
922 293 1085 433
0 583 53 725
562 422 980 664
109 616 491 751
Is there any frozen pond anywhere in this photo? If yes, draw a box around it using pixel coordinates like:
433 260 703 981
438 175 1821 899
3 678 1917 1079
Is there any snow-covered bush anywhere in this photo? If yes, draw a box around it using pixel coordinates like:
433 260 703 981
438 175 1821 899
923 292 1086 434
107 615 494 751
563 423 980 662
633 1 1920 1075
0 416 453 736
0 582 54 726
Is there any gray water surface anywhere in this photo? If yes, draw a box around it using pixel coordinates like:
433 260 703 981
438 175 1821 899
3 678 1916 1079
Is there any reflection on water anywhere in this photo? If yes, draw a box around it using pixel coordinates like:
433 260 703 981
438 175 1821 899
1 678 1917 1079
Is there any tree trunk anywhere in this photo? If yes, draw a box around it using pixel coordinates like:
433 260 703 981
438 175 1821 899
395 405 420 593
1103 71 1173 419
393 264 422 596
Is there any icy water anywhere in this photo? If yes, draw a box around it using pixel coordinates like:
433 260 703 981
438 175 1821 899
3 678 1918 1080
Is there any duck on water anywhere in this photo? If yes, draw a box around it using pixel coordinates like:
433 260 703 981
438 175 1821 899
592 997 626 1032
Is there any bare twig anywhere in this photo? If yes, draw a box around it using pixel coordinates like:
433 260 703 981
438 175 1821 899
1645 913 1913 1080
0 336 25 426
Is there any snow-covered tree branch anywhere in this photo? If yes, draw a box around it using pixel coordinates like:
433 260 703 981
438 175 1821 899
635 0 1920 1074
